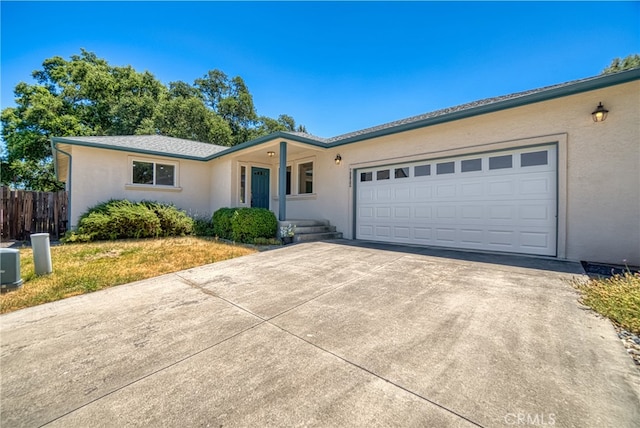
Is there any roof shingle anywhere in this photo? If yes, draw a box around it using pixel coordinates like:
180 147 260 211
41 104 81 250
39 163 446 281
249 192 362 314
54 135 228 159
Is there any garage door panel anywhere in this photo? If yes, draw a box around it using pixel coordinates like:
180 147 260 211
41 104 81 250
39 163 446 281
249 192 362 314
375 225 391 238
461 206 484 220
394 207 411 218
460 229 484 244
414 186 433 199
394 226 411 239
519 204 551 221
394 187 411 201
359 207 374 218
436 206 456 220
461 182 484 196
376 207 391 218
489 205 514 220
414 206 432 218
414 227 432 240
356 145 557 256
436 228 457 242
520 231 549 250
377 188 392 200
359 188 375 202
359 225 374 238
488 180 515 196
520 177 552 194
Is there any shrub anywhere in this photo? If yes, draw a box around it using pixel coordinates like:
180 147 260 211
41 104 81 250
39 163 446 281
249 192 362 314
61 230 92 243
140 201 193 236
212 208 237 240
68 199 194 242
79 201 161 240
192 217 216 237
231 208 277 243
212 207 277 243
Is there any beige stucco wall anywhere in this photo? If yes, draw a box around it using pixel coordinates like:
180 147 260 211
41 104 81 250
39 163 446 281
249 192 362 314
65 80 638 265
271 80 638 265
67 146 212 227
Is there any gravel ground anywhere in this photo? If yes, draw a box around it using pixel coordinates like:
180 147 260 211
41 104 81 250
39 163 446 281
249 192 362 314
616 327 640 368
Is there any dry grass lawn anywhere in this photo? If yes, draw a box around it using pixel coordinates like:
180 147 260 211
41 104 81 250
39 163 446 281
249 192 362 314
1 237 256 314
575 272 640 334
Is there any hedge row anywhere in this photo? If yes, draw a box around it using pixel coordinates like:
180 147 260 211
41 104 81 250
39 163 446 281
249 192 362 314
212 207 277 243
64 200 193 242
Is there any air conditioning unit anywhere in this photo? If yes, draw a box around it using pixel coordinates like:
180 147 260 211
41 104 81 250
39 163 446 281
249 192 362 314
0 248 24 290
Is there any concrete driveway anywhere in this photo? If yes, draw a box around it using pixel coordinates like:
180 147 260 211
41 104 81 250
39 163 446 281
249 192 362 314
1 241 639 427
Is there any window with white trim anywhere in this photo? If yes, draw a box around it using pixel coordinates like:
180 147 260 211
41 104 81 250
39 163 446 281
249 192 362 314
132 160 177 186
298 162 313 194
239 165 247 203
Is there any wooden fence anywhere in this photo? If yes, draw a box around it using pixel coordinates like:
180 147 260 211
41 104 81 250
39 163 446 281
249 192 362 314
1 187 69 241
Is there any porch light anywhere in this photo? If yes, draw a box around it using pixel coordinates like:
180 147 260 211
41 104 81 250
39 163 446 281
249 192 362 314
591 102 608 122
267 151 275 157
335 154 342 165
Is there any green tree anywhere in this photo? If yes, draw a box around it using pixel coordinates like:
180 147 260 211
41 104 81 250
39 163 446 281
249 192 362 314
1 50 166 189
255 114 308 135
602 54 640 74
147 82 233 145
195 71 259 145
2 51 306 190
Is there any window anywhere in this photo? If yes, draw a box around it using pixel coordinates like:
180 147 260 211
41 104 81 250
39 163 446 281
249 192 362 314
489 155 512 170
286 166 292 195
521 150 548 167
461 158 481 172
415 165 431 177
436 162 455 175
132 160 175 186
377 170 390 180
298 162 313 194
360 172 373 182
395 167 409 178
240 166 246 203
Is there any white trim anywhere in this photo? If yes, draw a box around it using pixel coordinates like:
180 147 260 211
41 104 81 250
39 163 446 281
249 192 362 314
127 156 180 188
273 193 318 201
237 163 249 206
124 184 182 192
276 155 316 198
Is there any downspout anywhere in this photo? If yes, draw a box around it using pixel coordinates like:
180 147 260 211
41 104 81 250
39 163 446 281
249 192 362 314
51 140 72 230
278 141 287 221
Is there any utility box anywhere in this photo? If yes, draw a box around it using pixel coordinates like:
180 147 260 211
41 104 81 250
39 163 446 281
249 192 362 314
0 248 24 291
31 233 52 276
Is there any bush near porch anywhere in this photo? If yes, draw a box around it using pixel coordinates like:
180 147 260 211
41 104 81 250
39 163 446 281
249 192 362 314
212 207 277 244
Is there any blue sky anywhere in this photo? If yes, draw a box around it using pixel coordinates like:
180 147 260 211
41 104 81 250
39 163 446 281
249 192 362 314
2 1 639 138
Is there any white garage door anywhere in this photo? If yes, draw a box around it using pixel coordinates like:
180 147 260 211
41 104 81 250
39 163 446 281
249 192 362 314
356 145 557 256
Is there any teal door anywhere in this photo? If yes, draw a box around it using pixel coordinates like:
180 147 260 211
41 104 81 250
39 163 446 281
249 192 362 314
251 167 270 209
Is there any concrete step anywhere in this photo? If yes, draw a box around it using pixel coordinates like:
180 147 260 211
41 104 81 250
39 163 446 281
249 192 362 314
294 231 343 243
295 225 337 234
278 219 329 228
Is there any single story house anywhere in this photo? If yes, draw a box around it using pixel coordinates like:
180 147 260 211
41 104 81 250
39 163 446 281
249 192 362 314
53 69 640 265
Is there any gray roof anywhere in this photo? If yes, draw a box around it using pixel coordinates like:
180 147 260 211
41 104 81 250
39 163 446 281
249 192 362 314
52 68 640 161
323 73 610 144
52 135 229 159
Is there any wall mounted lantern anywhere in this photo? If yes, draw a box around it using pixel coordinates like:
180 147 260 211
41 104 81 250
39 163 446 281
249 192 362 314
592 102 609 122
335 154 342 165
267 151 276 157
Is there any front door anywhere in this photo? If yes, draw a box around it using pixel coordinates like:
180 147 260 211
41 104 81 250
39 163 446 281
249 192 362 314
251 167 270 209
